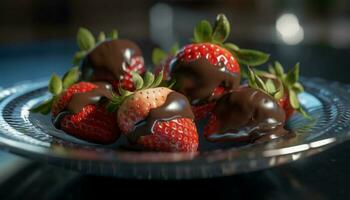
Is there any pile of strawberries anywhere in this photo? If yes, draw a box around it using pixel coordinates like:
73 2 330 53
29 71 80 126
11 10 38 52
32 14 307 152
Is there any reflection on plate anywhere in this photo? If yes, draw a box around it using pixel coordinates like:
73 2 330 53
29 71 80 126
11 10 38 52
0 77 350 179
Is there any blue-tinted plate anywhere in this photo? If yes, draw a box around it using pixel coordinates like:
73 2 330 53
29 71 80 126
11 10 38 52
0 77 350 179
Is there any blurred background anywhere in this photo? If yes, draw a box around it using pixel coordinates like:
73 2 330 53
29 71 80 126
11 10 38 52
0 1 350 199
0 0 350 87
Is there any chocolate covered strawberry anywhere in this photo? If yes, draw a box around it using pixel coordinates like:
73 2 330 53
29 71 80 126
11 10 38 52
72 28 145 91
107 71 198 152
246 62 309 120
203 86 287 143
31 68 120 144
169 14 269 120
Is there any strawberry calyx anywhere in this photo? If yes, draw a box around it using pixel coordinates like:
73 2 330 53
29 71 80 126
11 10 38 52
152 42 179 66
192 13 269 67
106 70 171 112
30 67 80 114
72 27 119 66
247 62 310 118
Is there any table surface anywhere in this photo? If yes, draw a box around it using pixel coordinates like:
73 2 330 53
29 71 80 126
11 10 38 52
0 41 349 200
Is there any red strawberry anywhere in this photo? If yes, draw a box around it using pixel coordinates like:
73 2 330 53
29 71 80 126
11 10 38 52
167 15 242 120
138 118 198 152
168 14 271 120
32 71 120 144
52 82 120 144
175 43 240 74
74 28 145 92
278 93 294 120
59 104 119 144
170 42 240 120
109 72 198 152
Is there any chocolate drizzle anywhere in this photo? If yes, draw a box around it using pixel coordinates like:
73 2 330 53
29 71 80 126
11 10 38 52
207 87 287 142
170 58 240 104
127 92 195 143
82 39 142 82
53 82 113 129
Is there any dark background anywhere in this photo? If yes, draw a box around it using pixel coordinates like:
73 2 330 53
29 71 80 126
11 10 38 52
0 0 349 199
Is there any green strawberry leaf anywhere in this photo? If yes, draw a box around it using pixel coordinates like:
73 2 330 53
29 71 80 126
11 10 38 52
62 67 80 89
131 71 144 90
289 89 300 109
247 66 256 87
109 29 118 40
285 63 300 86
72 50 87 65
274 61 284 78
265 79 276 94
143 71 155 88
152 48 167 66
274 82 284 100
212 14 230 43
235 49 270 66
170 42 180 55
292 82 304 93
77 27 95 51
224 42 240 52
30 98 53 115
255 74 268 92
49 74 62 95
151 70 164 88
268 64 276 75
97 31 106 43
193 20 213 43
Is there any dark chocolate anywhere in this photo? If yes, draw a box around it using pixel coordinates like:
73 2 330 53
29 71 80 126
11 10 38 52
128 92 195 143
170 58 240 104
82 39 142 82
66 82 113 114
207 87 287 142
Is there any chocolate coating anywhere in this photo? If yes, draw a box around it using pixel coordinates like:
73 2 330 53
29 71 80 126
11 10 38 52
53 82 113 129
82 39 142 82
128 92 195 143
207 87 287 142
170 58 240 104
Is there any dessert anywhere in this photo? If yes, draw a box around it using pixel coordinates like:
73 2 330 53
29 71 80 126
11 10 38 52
32 68 120 144
74 28 145 91
31 13 308 152
108 71 198 152
204 87 287 142
166 14 269 120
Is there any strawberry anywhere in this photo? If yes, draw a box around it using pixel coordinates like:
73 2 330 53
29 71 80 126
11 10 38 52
246 61 309 120
203 87 287 143
31 69 120 144
107 71 199 152
168 14 269 120
72 28 145 91
278 93 294 119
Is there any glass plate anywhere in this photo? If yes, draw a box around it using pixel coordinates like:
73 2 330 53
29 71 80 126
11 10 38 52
0 77 350 180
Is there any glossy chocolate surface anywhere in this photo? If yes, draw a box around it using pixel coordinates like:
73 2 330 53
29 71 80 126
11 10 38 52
170 58 240 104
207 87 287 142
82 39 142 82
128 92 195 143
